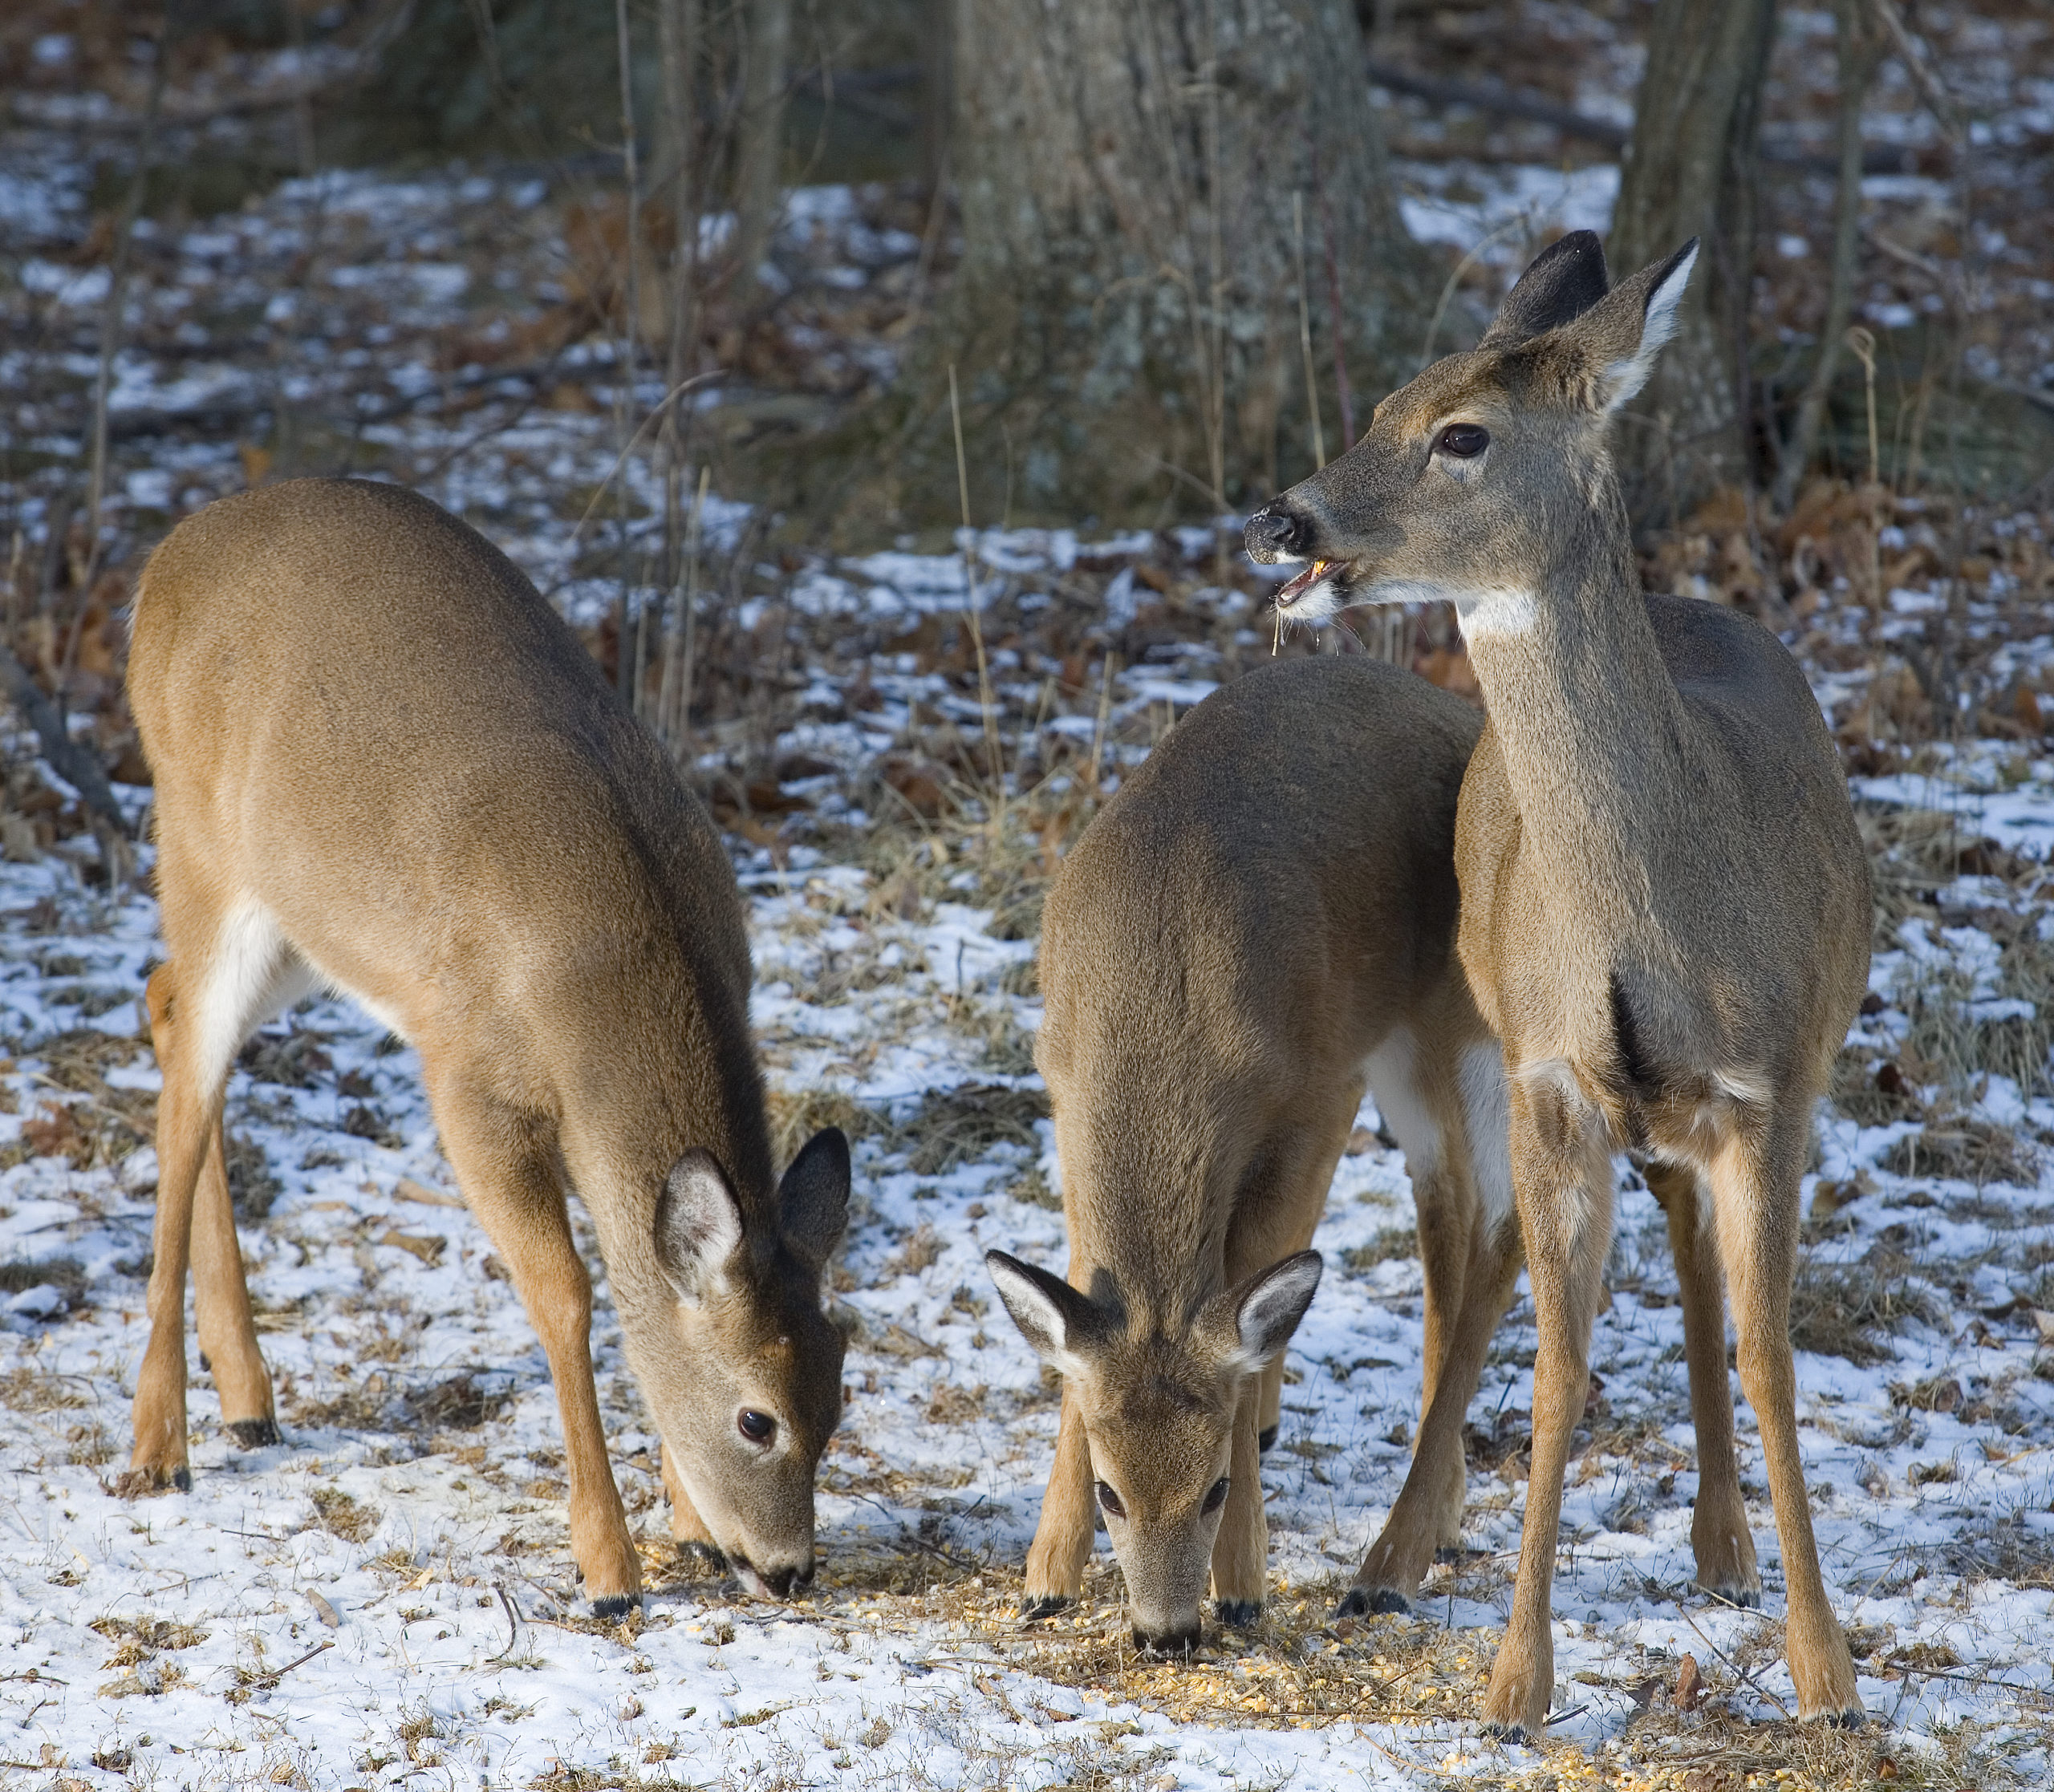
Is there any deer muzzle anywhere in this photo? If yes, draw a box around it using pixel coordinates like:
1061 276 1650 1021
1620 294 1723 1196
1242 501 1315 565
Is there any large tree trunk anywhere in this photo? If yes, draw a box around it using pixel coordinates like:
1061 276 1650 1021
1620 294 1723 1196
826 0 1430 532
1606 0 1775 526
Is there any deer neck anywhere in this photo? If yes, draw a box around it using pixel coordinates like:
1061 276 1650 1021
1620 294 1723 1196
1455 483 1691 898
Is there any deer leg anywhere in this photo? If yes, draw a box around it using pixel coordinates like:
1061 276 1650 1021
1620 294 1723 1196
1480 1080 1613 1741
1647 1159 1758 1605
1412 1157 1482 1551
1212 1101 1346 1624
190 1107 278 1448
126 961 226 1492
1256 1358 1283 1456
1712 1125 1862 1725
1210 1385 1268 1626
661 1444 722 1557
1342 1199 1522 1613
1022 1385 1096 1616
431 1080 639 1617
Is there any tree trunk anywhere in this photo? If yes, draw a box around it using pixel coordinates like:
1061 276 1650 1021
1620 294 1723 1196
731 0 794 306
820 0 1429 532
1606 0 1775 526
1772 0 1887 512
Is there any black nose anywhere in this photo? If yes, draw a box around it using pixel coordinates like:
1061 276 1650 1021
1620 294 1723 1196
1244 503 1313 564
761 1564 799 1598
1133 1621 1201 1655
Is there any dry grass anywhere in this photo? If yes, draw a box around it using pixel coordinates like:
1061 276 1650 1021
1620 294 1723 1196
400 1371 516 1432
1788 1254 1942 1367
309 1485 381 1543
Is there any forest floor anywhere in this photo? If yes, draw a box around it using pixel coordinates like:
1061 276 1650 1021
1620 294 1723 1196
5 6 2054 1790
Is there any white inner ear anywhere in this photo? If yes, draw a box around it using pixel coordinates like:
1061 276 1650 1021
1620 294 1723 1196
660 1157 745 1303
1224 1257 1322 1378
988 1260 1094 1384
1601 241 1698 413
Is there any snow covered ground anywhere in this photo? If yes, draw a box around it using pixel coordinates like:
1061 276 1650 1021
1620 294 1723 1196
6 537 2054 1790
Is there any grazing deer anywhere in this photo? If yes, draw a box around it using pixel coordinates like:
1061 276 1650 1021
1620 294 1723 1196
1245 233 1871 1735
988 655 1514 1652
124 477 851 1613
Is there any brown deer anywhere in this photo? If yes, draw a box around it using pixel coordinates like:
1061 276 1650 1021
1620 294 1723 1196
1246 232 1871 1735
124 477 851 1614
988 655 1513 1651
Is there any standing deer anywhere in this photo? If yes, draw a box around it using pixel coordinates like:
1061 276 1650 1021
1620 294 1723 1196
1245 232 1871 1734
124 476 851 1613
988 655 1514 1651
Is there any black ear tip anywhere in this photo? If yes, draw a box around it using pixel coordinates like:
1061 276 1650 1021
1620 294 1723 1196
1657 237 1700 278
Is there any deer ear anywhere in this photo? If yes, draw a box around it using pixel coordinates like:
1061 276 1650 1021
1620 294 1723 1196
1216 1251 1324 1379
985 1250 1102 1383
1480 229 1611 347
656 1149 746 1302
1592 238 1698 412
779 1126 850 1273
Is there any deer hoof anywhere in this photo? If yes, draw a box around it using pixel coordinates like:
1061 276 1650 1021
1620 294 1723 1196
1214 1599 1261 1630
229 1417 282 1449
1257 1425 1277 1454
1810 1705 1866 1729
111 1464 189 1499
1480 1720 1530 1745
589 1594 639 1622
1696 1579 1761 1610
1020 1594 1071 1620
1335 1585 1409 1619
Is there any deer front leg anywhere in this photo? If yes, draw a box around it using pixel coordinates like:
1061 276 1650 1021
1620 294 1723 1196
1647 1160 1758 1605
1713 1129 1862 1725
1022 1385 1096 1616
662 1442 724 1560
434 1083 639 1618
1256 1357 1283 1455
1211 1380 1268 1627
1480 1080 1613 1741
1343 1203 1522 1614
191 1109 279 1449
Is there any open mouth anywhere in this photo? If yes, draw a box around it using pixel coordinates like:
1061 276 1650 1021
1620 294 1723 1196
1273 558 1334 609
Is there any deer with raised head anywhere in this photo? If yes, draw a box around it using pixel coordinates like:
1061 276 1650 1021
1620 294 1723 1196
987 654 1515 1651
124 476 851 1613
1245 232 1871 1735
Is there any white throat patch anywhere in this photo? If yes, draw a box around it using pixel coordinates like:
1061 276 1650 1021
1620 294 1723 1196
1451 586 1538 639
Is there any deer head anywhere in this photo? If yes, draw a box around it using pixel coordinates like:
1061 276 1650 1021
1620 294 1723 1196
1243 232 1699 633
637 1126 851 1599
985 1247 1322 1650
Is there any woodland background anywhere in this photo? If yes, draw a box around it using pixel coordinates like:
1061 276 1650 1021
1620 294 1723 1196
2 4 2054 1791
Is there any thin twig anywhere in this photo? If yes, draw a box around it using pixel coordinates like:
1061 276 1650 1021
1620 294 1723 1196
1676 1603 1793 1721
566 371 719 551
245 1640 334 1688
1420 216 1527 371
487 1581 523 1664
1293 193 1326 471
947 363 1005 813
82 2 174 596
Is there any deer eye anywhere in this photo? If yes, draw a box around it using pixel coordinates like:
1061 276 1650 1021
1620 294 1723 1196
1094 1480 1126 1519
1435 423 1490 459
737 1409 776 1444
1202 1477 1229 1515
